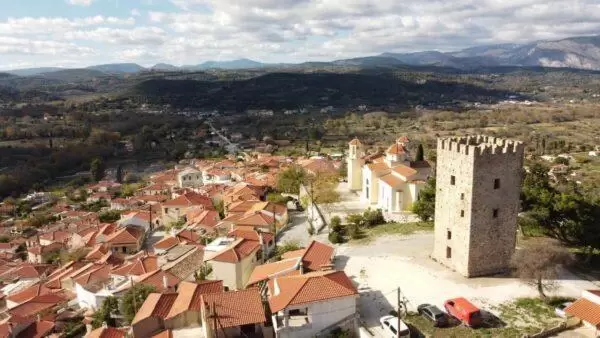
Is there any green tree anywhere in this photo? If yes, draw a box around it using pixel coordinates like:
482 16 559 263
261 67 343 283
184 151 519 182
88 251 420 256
121 284 156 324
415 144 425 161
412 178 436 222
214 200 225 219
92 296 119 328
90 158 106 182
277 166 306 194
274 241 302 260
0 236 9 243
99 210 121 223
266 193 289 204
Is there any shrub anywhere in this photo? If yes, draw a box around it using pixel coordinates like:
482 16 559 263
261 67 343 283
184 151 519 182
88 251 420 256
308 223 315 235
363 208 385 227
346 213 365 227
330 216 343 232
328 231 343 244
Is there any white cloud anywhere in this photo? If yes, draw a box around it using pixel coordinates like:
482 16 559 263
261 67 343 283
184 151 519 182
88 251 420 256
0 36 94 56
3 0 600 67
67 0 94 6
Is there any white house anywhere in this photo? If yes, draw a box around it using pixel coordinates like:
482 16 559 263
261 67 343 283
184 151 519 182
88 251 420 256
348 137 431 213
118 210 152 232
268 270 359 338
177 168 203 188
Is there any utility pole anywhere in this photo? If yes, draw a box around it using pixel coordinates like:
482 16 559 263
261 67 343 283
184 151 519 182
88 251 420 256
397 287 401 338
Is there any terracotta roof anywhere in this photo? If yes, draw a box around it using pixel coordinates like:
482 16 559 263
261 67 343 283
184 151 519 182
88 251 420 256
154 236 180 251
8 293 66 318
349 138 362 146
202 289 266 329
565 298 600 327
27 242 63 255
0 264 55 281
86 244 109 261
105 226 144 245
367 162 391 174
7 283 53 304
15 320 55 338
386 142 407 155
228 228 274 244
176 229 201 244
248 201 287 216
247 258 299 286
120 210 150 222
235 211 276 227
132 293 178 324
74 264 111 286
166 280 223 319
87 326 126 338
391 165 417 179
187 210 220 230
281 249 305 260
379 173 405 189
134 269 180 292
111 256 158 276
268 270 357 313
301 240 334 272
163 192 214 209
39 230 70 244
211 239 261 263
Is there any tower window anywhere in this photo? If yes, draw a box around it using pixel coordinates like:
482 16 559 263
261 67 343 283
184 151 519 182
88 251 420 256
450 175 456 185
493 209 499 218
460 210 464 217
447 231 452 240
446 247 452 259
460 193 464 200
494 179 501 189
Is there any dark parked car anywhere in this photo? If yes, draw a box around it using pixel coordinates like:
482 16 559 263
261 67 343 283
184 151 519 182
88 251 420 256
417 304 449 327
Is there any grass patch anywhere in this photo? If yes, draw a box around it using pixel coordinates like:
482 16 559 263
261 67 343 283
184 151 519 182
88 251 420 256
351 221 433 244
403 297 567 338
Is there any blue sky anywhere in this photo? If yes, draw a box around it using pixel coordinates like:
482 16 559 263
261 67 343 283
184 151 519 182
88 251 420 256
1 0 599 70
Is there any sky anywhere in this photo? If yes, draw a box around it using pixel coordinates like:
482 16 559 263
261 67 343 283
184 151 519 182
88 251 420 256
1 0 600 70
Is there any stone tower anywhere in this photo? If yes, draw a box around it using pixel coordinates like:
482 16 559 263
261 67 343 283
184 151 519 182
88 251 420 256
432 135 524 277
348 138 364 191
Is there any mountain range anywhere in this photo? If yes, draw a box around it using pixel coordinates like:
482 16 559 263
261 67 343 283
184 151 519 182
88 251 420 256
4 35 600 76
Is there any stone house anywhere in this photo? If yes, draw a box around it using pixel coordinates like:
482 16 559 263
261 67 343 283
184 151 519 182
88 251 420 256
177 168 203 188
161 192 214 226
432 136 524 277
104 226 145 254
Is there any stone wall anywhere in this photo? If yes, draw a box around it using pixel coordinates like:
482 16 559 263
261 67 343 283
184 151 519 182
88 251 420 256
433 135 524 277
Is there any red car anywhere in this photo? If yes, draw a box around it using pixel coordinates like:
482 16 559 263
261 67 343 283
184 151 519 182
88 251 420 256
444 297 483 327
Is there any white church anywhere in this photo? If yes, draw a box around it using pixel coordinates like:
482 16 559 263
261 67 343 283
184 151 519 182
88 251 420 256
347 137 432 213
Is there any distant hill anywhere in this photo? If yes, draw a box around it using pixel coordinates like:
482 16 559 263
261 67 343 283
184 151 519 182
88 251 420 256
87 63 146 73
151 63 179 71
128 72 513 110
35 69 109 82
189 58 266 70
5 67 64 76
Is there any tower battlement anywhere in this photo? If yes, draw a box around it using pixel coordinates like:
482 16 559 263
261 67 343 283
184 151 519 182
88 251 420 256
437 135 524 157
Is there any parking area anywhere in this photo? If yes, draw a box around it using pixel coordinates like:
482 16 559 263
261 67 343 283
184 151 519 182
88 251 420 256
335 232 598 337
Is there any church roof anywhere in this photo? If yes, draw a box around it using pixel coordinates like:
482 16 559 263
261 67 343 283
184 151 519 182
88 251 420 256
349 138 362 146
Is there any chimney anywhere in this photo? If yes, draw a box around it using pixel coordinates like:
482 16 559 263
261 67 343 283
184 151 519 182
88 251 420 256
102 321 108 328
299 261 304 274
163 274 168 289
37 314 41 322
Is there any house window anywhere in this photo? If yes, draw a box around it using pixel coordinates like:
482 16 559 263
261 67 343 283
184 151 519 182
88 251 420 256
494 178 501 189
446 246 452 259
460 193 464 200
460 210 464 217
493 209 499 218
450 175 456 185
164 208 169 213
447 230 452 240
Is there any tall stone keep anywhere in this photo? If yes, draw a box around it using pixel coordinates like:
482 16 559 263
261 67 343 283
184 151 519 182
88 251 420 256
432 136 524 277
347 138 364 191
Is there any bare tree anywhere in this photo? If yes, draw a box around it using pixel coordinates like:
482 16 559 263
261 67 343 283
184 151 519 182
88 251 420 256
511 240 573 300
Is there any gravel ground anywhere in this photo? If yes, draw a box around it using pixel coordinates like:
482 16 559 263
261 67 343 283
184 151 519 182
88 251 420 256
334 232 598 337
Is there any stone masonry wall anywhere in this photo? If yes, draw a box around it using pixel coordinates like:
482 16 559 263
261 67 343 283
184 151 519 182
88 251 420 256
433 136 524 277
